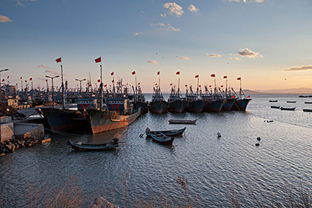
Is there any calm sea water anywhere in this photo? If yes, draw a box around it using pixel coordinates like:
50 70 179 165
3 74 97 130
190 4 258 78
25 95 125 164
0 94 312 207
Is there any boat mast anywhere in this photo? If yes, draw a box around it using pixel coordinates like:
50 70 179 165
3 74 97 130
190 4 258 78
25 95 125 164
60 64 65 109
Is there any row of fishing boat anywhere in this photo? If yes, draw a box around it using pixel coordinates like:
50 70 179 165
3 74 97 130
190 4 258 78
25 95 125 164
149 85 251 114
37 77 251 135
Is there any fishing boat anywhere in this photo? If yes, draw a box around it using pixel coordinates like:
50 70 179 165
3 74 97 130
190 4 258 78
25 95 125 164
148 84 168 114
304 101 312 104
222 98 235 111
37 107 90 133
67 139 119 151
133 84 148 114
169 119 196 125
147 133 175 145
84 97 141 134
201 86 225 113
303 109 312 112
280 107 296 111
232 98 251 111
286 101 296 103
185 86 204 113
269 100 278 102
271 106 280 109
168 86 185 113
145 127 186 137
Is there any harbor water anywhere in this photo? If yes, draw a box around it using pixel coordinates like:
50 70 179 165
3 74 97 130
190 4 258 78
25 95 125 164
0 94 311 207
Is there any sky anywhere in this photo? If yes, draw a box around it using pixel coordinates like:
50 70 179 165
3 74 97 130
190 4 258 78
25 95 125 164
0 0 312 92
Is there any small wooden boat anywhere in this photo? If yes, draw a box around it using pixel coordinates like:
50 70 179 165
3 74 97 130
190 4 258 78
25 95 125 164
147 133 174 145
280 107 296 111
145 127 186 137
304 102 312 104
286 101 296 103
269 100 278 102
303 109 312 112
68 139 119 151
271 106 280 109
169 119 197 125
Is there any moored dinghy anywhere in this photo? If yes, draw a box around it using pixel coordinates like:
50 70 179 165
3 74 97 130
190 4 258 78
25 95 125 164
169 119 197 125
147 133 175 145
280 107 296 111
68 139 119 151
145 127 186 137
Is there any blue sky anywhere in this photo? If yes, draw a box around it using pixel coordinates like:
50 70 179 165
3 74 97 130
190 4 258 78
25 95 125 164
1 0 312 92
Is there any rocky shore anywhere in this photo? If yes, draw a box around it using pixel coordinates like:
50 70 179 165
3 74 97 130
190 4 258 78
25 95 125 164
0 137 42 156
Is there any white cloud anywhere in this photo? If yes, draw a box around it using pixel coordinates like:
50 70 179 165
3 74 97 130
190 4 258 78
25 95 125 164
285 65 312 71
37 64 50 69
151 23 181 32
188 4 199 13
163 2 184 16
16 0 38 7
177 56 190 60
228 0 265 3
160 13 167 18
147 60 158 65
0 15 12 23
133 32 142 36
238 48 261 58
206 53 222 58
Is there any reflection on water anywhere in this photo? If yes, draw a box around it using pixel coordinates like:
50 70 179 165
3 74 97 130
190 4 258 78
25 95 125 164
0 95 312 207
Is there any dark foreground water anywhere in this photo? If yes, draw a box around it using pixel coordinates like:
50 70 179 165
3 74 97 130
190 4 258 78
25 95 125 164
1 95 312 207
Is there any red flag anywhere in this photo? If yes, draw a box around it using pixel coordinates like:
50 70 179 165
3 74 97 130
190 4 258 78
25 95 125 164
223 76 227 79
56 57 62 63
185 85 188 87
209 85 212 87
104 84 107 87
132 71 136 75
211 74 215 77
176 71 180 75
237 77 241 80
170 83 173 86
111 72 114 76
2 79 4 82
198 84 201 87
220 85 223 87
29 77 32 81
157 71 160 75
95 57 101 63
97 79 101 83
195 75 199 78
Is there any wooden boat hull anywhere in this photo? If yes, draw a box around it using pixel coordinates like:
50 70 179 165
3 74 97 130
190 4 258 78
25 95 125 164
148 100 168 114
68 140 118 151
169 119 196 125
280 107 296 111
146 127 186 137
147 133 175 145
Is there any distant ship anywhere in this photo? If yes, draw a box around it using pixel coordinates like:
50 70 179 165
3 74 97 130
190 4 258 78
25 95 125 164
201 86 225 113
148 85 168 114
185 86 204 113
167 86 185 113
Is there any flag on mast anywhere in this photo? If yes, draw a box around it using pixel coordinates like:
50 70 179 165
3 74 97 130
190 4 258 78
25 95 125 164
237 77 241 80
56 57 62 63
195 74 199 78
157 71 160 75
176 71 180 75
132 71 136 75
211 74 215 77
95 57 101 63
111 72 114 76
223 76 227 79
